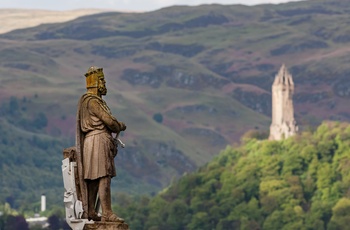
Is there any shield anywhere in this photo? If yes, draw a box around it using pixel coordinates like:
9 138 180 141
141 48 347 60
76 95 88 217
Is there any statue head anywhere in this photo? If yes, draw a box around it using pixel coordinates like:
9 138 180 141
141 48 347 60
85 66 107 96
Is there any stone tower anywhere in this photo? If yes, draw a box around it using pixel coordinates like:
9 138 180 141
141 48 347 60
269 64 298 140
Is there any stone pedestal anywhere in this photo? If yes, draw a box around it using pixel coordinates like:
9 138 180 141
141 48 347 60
84 221 129 230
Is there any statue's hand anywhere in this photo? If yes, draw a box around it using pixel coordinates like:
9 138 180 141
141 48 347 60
120 122 127 131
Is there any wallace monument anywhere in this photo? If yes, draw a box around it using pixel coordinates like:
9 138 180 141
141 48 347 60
269 65 298 141
62 66 129 230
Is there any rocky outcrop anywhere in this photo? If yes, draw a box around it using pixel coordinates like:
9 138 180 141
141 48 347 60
146 42 205 57
232 88 271 116
121 66 228 90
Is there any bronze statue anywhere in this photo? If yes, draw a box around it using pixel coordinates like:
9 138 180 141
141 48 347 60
76 66 126 222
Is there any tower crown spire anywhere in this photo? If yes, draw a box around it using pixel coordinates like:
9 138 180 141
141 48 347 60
273 64 294 86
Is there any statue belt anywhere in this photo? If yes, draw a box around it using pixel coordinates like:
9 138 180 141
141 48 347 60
85 129 109 137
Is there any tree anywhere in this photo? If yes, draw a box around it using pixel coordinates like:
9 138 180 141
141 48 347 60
152 113 163 123
5 215 29 230
32 112 48 129
328 198 350 229
9 97 19 115
48 215 60 230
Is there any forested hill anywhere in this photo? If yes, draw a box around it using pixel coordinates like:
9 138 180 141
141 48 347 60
115 121 350 230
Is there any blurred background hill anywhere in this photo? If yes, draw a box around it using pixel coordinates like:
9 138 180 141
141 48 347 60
1 0 350 212
0 9 110 34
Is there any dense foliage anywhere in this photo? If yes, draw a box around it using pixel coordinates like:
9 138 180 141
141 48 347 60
0 203 29 230
0 96 72 212
115 122 350 229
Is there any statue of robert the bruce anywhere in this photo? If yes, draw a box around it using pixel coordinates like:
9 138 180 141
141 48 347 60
76 66 126 222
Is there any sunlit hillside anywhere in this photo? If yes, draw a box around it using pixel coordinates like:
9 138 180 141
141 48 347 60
116 121 350 230
0 9 112 34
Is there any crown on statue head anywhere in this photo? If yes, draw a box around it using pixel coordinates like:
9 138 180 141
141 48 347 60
84 66 104 89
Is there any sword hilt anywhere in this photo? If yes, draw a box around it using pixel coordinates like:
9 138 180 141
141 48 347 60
116 138 125 148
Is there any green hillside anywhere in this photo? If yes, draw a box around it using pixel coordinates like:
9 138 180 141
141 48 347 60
2 0 350 209
116 121 350 230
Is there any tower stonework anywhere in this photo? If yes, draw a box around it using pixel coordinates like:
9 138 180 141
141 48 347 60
269 64 298 140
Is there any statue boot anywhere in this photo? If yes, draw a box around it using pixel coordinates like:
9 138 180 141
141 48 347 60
99 176 124 222
101 212 124 222
87 179 102 221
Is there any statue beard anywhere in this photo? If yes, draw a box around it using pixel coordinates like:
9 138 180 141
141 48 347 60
99 84 107 96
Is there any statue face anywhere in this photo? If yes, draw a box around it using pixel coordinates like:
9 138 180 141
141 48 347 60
98 75 107 95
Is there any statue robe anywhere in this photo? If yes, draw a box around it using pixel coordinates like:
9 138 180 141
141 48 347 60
76 93 123 213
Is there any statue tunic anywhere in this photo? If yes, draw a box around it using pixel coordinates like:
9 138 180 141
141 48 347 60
78 93 122 180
